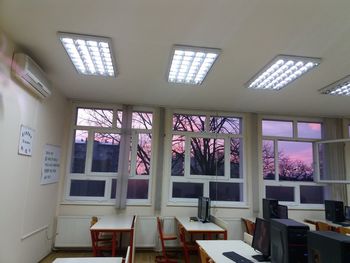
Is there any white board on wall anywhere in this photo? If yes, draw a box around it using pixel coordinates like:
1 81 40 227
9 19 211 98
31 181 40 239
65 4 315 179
40 144 61 185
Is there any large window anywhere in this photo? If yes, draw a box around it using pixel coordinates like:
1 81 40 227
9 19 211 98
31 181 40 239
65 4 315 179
262 118 325 206
169 112 244 205
66 106 153 204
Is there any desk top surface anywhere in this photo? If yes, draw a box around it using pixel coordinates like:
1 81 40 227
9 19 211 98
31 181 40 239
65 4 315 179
53 258 123 263
176 216 225 232
90 215 134 230
197 240 270 263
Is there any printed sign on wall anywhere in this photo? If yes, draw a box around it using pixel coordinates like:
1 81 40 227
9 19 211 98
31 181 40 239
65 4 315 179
18 125 34 156
41 144 61 185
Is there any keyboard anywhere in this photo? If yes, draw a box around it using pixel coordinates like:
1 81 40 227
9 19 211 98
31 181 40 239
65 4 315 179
190 216 198 221
223 251 253 263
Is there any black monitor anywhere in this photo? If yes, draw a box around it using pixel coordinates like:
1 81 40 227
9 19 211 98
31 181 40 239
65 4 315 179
344 206 350 221
308 231 350 262
262 198 279 220
324 200 344 222
251 217 271 262
197 196 210 223
277 204 288 219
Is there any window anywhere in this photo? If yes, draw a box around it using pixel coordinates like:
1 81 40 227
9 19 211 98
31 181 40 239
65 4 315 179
66 106 154 204
262 119 325 206
169 112 244 205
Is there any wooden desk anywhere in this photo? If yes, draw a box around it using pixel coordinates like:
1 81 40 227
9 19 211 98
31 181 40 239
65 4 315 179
90 215 135 258
53 258 122 263
176 216 227 240
197 240 270 263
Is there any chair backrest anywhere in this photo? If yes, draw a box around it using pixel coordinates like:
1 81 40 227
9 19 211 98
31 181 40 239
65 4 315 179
337 226 350 235
242 218 255 235
199 246 210 263
157 217 167 257
315 221 332 231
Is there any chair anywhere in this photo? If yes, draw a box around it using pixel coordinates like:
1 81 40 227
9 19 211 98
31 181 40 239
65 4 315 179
315 221 332 231
90 216 117 257
199 246 213 263
178 224 198 263
336 226 350 235
155 217 178 263
242 218 255 235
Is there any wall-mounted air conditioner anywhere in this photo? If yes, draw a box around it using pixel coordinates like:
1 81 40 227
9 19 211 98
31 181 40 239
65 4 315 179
11 53 51 98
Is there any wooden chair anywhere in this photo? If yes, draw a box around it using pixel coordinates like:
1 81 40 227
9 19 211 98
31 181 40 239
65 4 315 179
242 218 255 235
155 217 178 263
178 224 198 263
336 226 350 235
315 221 332 231
199 246 213 263
90 216 117 257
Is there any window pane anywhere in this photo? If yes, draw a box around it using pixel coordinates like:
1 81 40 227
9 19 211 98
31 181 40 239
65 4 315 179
70 180 105 197
209 116 241 134
230 138 241 178
92 133 120 172
266 185 294 202
172 182 203 198
300 185 324 204
262 120 293 137
132 112 153 129
127 179 149 199
136 133 152 175
173 114 205 132
262 140 275 180
111 179 117 199
70 130 88 173
76 108 113 127
171 135 185 176
190 138 224 176
209 182 242 201
297 122 322 139
278 141 314 181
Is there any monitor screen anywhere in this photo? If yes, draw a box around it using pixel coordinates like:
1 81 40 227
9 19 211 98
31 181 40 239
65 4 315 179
252 217 271 261
345 206 350 221
277 205 288 219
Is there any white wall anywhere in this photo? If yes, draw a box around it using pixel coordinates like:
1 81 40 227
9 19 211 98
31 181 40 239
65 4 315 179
0 30 68 263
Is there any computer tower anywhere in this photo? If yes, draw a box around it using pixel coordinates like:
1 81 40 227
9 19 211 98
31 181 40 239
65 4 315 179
270 219 309 263
308 231 350 263
263 198 279 220
324 200 345 222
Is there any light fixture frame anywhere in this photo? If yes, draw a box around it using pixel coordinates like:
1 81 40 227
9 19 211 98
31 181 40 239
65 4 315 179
57 32 118 77
319 75 350 96
166 45 221 85
245 54 321 91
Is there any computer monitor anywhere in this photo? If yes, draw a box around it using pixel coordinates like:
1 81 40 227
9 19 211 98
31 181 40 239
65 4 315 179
251 217 270 262
262 198 279 220
344 206 350 221
308 231 350 262
277 204 288 219
197 196 210 223
324 200 345 222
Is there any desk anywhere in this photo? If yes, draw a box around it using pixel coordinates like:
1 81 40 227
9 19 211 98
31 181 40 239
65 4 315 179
176 217 227 240
90 215 135 258
305 218 350 229
53 258 123 263
197 240 270 263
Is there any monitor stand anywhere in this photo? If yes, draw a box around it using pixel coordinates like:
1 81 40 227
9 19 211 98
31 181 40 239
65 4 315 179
252 254 270 262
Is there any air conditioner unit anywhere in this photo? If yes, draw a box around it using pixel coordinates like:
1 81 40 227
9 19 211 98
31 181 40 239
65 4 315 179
11 53 51 98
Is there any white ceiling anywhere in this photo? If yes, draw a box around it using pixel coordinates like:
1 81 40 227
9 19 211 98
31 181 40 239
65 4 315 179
1 0 350 117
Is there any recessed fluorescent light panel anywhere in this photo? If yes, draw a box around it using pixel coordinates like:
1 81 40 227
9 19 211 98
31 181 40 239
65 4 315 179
320 75 350 96
58 32 116 77
246 55 321 90
167 45 220 85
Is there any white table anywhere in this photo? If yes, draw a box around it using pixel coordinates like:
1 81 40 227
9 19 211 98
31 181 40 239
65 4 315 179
90 215 135 258
176 216 227 239
197 240 271 263
53 258 123 263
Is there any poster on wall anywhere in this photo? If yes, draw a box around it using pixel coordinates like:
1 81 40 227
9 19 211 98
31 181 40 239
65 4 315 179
40 144 61 185
18 125 34 156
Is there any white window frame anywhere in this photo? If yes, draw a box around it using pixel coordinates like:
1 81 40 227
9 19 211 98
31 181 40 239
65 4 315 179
167 109 247 207
260 115 326 209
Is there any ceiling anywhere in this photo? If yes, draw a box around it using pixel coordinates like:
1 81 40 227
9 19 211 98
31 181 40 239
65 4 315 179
1 0 350 117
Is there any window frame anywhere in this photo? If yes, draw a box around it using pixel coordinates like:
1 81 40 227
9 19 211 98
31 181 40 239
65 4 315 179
260 115 326 209
167 109 247 207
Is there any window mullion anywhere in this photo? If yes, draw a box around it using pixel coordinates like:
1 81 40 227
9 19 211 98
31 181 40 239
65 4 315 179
85 129 94 175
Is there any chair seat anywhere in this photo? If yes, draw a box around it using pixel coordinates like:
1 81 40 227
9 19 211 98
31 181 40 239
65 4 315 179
163 234 177 241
